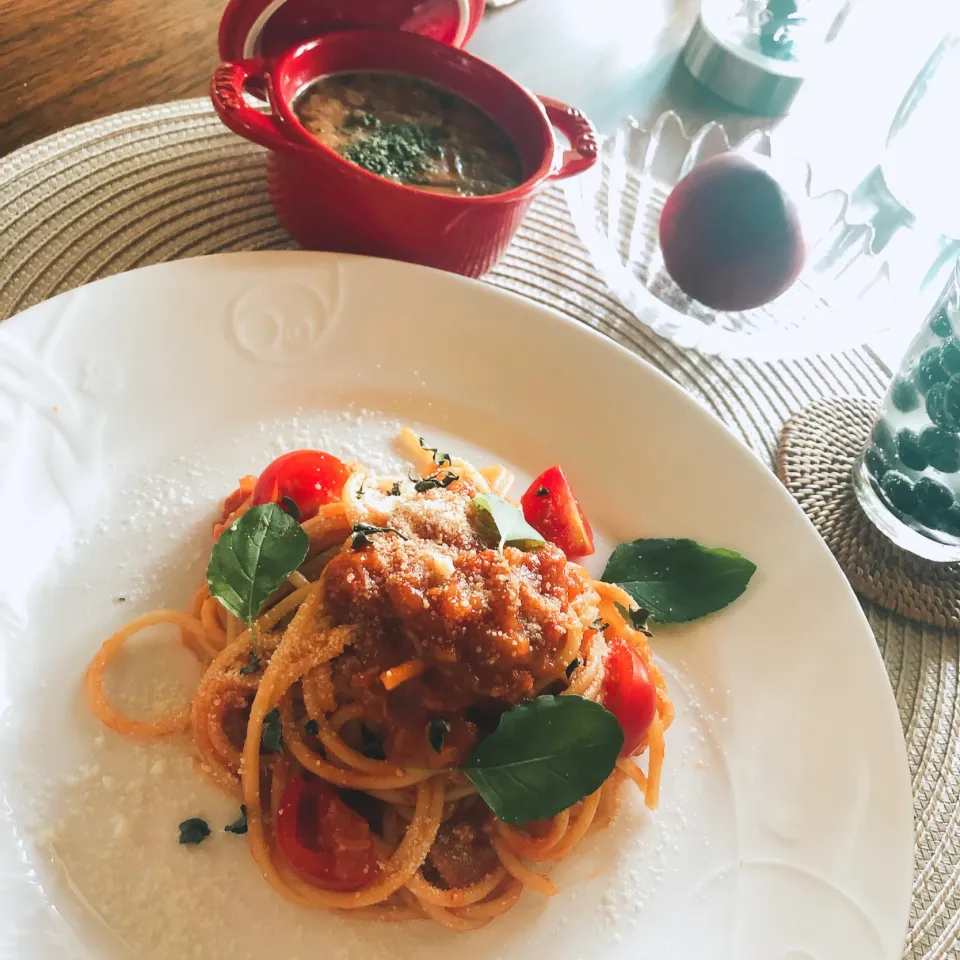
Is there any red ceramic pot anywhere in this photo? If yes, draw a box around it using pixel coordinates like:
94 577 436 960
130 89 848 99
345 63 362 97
219 0 485 58
211 29 598 277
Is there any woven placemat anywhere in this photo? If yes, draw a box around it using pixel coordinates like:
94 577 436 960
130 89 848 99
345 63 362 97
777 397 960 630
1 99 958 958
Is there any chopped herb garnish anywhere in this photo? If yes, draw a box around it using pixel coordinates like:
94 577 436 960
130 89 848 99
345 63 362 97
261 708 283 752
341 122 440 183
419 436 452 467
304 718 320 737
238 649 261 675
414 471 458 493
278 496 302 521
224 805 248 835
591 618 609 632
115 596 127 603
342 111 379 130
429 718 451 753
565 658 580 678
613 602 652 636
351 523 409 550
535 486 549 497
360 724 386 760
388 481 403 496
178 817 211 845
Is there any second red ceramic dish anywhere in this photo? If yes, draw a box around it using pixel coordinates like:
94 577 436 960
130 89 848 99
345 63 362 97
218 0 484 59
211 29 598 277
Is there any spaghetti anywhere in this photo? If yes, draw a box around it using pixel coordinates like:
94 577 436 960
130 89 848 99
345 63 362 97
85 431 674 930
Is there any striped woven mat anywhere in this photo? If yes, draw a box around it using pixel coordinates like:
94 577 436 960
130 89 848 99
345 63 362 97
1 98 958 958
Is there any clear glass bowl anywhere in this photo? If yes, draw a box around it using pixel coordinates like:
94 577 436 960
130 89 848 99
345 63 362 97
564 111 895 359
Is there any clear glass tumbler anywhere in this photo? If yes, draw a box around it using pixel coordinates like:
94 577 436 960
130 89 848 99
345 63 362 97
854 258 960 562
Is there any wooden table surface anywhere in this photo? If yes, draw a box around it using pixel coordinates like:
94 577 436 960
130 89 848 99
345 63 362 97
1 0 223 156
0 0 710 156
0 0 950 198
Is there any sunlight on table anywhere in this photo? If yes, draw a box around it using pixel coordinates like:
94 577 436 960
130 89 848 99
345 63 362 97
777 0 955 195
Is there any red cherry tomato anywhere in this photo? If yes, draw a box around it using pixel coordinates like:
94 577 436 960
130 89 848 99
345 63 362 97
520 466 595 559
602 635 657 757
276 775 380 891
251 450 350 521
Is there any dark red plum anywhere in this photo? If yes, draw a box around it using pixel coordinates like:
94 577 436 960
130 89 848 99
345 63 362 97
658 153 806 312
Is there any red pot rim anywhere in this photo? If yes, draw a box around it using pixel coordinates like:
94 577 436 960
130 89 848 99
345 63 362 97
219 0 481 62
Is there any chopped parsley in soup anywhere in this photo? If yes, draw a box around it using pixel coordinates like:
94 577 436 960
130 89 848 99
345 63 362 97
293 71 523 196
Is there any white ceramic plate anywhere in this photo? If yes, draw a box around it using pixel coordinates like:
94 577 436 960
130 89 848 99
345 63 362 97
0 252 912 960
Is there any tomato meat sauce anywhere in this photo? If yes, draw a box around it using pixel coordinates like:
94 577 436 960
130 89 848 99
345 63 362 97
322 488 600 708
246 456 650 889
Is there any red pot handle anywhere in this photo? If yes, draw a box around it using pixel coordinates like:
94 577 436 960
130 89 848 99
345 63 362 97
538 95 599 181
211 60 297 153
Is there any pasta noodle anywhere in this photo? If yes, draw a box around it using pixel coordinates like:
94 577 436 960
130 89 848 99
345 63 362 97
84 434 673 929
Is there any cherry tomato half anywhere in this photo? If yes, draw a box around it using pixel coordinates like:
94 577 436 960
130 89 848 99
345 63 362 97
602 635 657 757
520 466 595 559
251 450 350 521
276 775 380 891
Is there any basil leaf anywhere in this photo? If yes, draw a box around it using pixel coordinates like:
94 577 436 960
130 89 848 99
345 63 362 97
461 695 622 824
206 503 308 625
178 817 210 845
472 493 545 552
602 538 755 624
